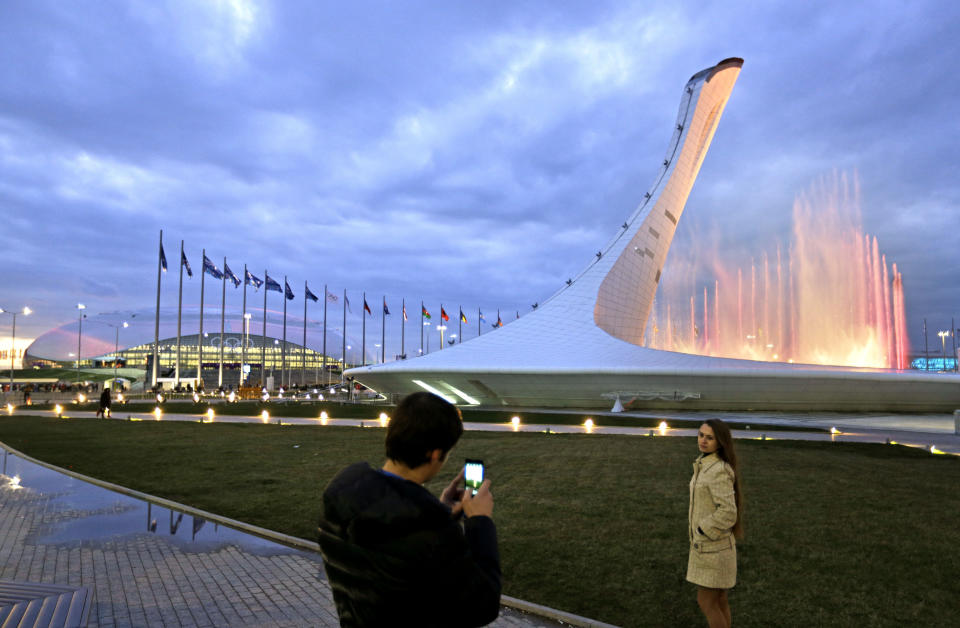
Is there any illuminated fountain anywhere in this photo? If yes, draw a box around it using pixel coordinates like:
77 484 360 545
646 173 909 368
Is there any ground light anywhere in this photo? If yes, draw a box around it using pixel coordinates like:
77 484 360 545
658 421 668 435
228 391 236 403
584 418 595 433
153 407 162 420
319 411 328 425
379 412 389 427
156 393 164 403
76 393 86 403
116 393 124 403
5 403 13 415
54 404 63 418
261 410 270 423
511 416 520 431
193 393 200 403
206 408 215 423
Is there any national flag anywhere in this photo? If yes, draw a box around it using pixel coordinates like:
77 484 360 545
181 251 193 277
363 298 372 315
326 290 338 303
479 311 486 322
422 305 431 319
245 269 262 289
403 305 408 321
440 307 449 322
265 274 282 292
159 243 168 272
224 262 241 288
383 299 390 315
345 294 352 312
305 284 319 302
459 308 467 324
284 280 295 301
203 255 223 279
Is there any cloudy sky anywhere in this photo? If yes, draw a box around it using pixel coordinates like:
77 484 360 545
1 0 958 353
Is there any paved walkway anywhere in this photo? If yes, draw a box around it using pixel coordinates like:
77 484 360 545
11 405 960 455
0 446 568 627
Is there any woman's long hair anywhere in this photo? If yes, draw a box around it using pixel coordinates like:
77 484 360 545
705 418 744 539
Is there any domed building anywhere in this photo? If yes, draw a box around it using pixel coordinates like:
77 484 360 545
25 306 372 390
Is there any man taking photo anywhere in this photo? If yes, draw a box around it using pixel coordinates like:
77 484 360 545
317 392 500 627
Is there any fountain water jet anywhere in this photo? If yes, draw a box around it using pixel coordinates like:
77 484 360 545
647 173 909 369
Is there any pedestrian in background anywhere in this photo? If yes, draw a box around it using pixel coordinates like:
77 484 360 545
687 419 743 628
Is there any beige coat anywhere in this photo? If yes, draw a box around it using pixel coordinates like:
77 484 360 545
686 452 737 589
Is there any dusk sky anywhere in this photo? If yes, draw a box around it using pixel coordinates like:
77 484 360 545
2 1 958 354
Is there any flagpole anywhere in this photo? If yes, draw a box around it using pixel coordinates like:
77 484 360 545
322 284 328 387
381 296 386 363
341 289 347 382
152 229 163 388
240 265 248 387
175 239 184 387
362 291 367 367
261 269 267 390
218 256 226 389
198 247 205 392
420 301 424 355
302 280 307 388
282 275 288 389
401 298 406 358
477 306 481 337
439 303 444 351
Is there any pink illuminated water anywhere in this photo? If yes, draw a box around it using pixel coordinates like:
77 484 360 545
646 173 909 369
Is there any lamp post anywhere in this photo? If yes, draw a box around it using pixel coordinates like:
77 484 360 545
76 304 86 386
423 321 431 353
102 320 129 383
0 306 31 391
242 313 252 386
437 325 447 350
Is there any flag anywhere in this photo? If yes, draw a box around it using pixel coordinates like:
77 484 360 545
284 280 295 301
479 311 486 321
422 305 431 319
403 304 408 321
160 243 168 272
441 307 449 322
305 284 319 302
383 299 391 315
459 308 467 324
363 298 372 315
265 274 281 292
224 263 241 288
326 290 338 303
181 251 193 277
203 255 223 279
345 294 352 313
245 269 262 289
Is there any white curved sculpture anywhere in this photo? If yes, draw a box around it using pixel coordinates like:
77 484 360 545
348 58 960 411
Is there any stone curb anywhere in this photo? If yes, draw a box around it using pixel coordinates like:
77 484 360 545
0 439 619 628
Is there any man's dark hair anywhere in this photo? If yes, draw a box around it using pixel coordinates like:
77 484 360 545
385 392 463 468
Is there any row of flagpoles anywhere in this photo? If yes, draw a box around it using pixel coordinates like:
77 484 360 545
151 231 509 389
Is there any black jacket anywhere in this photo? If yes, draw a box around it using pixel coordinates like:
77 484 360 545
317 462 501 627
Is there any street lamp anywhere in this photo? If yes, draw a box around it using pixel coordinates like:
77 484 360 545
76 304 86 387
0 306 31 391
937 330 950 356
102 320 129 383
437 325 447 351
242 313 252 385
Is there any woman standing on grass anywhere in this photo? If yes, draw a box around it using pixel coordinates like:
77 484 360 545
687 419 743 628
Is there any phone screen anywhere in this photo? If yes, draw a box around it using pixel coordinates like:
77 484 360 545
464 459 484 496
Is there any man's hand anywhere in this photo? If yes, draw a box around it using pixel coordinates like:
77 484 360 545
461 479 493 519
441 468 465 516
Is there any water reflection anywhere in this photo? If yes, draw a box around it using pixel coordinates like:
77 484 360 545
1 448 313 557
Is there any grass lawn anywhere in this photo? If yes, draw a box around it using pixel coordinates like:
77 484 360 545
0 416 956 627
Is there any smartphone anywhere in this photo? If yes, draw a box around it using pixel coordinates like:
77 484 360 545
464 459 484 496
